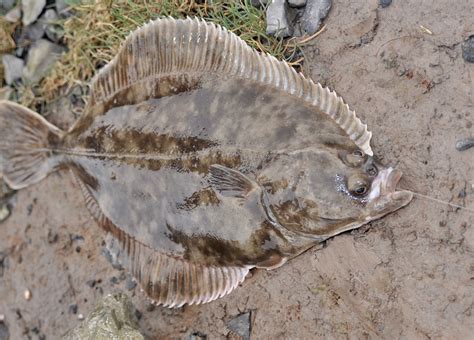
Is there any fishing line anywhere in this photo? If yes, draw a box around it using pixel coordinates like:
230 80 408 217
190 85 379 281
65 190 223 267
407 191 474 214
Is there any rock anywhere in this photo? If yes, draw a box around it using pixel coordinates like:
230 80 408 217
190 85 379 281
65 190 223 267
266 0 293 38
24 21 46 41
379 0 392 8
226 312 252 340
0 0 16 14
69 304 78 314
300 0 332 35
0 204 10 224
2 54 24 85
455 138 474 151
43 9 64 43
125 275 137 290
22 0 46 26
64 293 144 340
23 39 64 84
4 6 21 23
101 233 124 270
56 0 73 17
288 0 307 7
251 0 269 7
462 36 474 63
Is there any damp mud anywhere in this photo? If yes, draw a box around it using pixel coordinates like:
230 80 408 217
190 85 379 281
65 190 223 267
0 0 473 338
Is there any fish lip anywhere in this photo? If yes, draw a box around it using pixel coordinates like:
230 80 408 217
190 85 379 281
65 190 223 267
384 168 402 194
377 167 413 209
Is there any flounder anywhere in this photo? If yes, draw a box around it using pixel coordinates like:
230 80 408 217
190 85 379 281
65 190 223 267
0 17 412 307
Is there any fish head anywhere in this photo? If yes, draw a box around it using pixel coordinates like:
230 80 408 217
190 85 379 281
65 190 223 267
264 147 413 238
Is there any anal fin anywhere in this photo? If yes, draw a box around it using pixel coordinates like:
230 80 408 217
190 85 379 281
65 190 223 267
73 171 249 308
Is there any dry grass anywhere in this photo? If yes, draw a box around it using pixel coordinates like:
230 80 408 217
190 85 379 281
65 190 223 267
12 0 304 108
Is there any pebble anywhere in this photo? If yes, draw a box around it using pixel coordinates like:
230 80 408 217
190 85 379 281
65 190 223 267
288 0 307 7
251 0 269 7
69 304 78 314
24 289 32 301
22 0 46 26
379 0 392 8
462 36 474 63
23 39 64 84
43 9 64 43
101 233 124 270
266 0 293 38
300 0 332 35
0 204 11 224
125 275 137 290
2 54 24 85
4 6 21 23
0 0 16 13
77 313 84 321
56 0 72 17
24 21 46 41
455 138 474 151
226 311 252 340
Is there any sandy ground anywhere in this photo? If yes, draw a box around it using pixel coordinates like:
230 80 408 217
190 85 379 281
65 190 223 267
1 0 473 338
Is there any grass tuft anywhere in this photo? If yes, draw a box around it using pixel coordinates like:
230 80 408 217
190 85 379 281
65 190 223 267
37 0 303 104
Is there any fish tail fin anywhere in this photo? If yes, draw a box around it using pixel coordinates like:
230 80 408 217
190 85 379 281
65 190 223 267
0 100 65 190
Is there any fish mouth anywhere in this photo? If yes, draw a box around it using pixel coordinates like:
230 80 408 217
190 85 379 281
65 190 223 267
384 168 402 194
368 167 413 215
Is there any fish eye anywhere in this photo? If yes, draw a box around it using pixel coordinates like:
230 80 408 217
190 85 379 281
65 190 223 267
347 174 370 197
345 150 366 167
366 165 378 177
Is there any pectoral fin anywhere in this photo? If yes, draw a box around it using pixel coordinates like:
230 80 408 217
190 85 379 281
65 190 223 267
208 164 258 199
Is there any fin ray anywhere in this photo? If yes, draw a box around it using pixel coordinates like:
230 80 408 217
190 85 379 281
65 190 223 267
73 171 249 308
0 101 64 189
84 17 372 155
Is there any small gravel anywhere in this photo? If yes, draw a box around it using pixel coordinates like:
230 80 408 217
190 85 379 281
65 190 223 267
462 36 474 63
455 138 474 151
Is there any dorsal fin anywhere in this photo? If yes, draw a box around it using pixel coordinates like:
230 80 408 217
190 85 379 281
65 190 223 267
87 17 373 155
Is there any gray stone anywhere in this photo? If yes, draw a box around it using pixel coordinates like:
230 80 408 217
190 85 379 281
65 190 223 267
288 0 307 7
251 0 269 7
266 0 293 38
43 9 64 42
22 0 46 26
4 6 21 23
2 54 24 85
64 294 144 340
300 0 332 35
455 138 474 151
227 312 251 340
23 39 64 84
24 21 46 41
462 36 474 63
380 0 392 8
0 0 16 13
101 233 124 270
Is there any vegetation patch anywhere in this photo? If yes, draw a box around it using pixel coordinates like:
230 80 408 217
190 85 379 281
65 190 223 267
34 0 303 107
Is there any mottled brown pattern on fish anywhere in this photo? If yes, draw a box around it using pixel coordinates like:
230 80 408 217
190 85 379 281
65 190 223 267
69 74 202 139
165 220 292 267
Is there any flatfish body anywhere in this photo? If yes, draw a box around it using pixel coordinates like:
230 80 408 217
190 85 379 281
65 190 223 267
0 18 412 307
